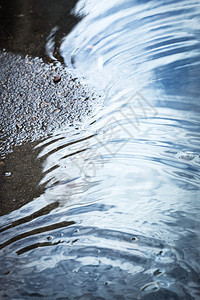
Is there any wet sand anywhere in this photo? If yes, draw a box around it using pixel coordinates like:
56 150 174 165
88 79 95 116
0 51 101 215
0 0 101 216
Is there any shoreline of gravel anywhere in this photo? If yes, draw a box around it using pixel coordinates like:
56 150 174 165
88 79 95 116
0 51 102 156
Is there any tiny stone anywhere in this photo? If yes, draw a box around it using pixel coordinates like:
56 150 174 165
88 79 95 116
53 75 61 83
5 171 12 177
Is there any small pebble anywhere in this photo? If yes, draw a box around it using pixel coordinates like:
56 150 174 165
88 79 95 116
5 171 12 177
53 75 61 83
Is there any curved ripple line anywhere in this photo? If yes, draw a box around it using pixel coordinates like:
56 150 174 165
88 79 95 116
0 221 75 251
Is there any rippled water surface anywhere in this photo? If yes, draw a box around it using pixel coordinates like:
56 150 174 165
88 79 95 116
1 0 200 299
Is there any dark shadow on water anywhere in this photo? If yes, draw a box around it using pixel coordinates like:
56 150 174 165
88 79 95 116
0 0 82 61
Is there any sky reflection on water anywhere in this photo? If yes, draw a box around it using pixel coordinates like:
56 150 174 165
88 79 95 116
0 0 200 299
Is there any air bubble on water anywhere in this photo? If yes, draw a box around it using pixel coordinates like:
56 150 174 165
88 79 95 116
177 151 196 161
73 269 78 273
153 269 163 276
141 281 159 292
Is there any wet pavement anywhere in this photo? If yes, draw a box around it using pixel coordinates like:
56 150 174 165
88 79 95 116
0 0 81 61
0 1 101 215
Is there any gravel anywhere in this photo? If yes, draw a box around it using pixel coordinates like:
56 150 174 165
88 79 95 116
0 51 101 156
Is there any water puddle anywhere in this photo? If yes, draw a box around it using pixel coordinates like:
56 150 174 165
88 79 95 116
0 0 200 299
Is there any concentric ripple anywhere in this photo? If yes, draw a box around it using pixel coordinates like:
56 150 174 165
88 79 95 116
1 0 200 299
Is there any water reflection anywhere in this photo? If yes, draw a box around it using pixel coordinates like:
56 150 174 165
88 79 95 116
1 0 200 299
